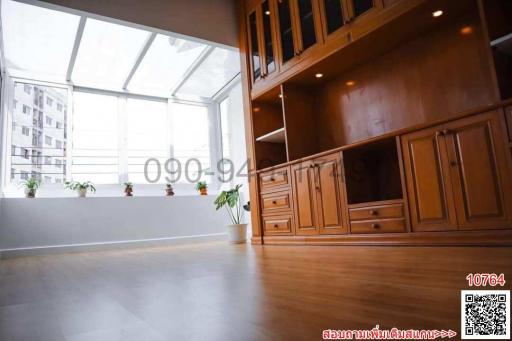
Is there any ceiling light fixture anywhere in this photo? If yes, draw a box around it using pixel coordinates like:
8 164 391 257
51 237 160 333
315 73 323 78
346 80 355 86
432 10 443 17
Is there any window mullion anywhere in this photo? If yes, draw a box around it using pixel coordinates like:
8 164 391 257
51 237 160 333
118 95 128 183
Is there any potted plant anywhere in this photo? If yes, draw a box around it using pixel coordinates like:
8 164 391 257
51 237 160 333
65 181 96 198
195 181 208 195
165 183 175 196
124 182 133 196
21 177 40 198
214 184 247 244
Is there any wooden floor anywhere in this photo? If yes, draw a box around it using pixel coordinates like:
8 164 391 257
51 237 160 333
0 242 511 340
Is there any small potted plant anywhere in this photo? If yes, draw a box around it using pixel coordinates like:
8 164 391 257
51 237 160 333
124 182 133 196
21 177 40 198
195 181 208 195
65 181 96 198
165 183 175 196
214 184 247 244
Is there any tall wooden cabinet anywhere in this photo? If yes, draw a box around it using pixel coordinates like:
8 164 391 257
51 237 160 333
291 153 348 235
402 111 512 232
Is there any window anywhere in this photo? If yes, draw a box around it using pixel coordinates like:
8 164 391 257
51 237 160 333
44 176 52 183
46 97 53 106
20 171 28 180
11 168 15 180
9 81 68 184
55 159 62 168
55 140 62 149
126 98 168 184
219 97 231 160
171 102 211 183
72 91 119 184
45 156 52 165
56 121 62 129
23 84 31 94
13 99 17 109
57 103 63 111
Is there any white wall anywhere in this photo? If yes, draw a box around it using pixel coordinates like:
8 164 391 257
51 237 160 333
0 195 230 256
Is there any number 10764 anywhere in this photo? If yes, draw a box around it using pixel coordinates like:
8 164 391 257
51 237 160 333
466 273 506 287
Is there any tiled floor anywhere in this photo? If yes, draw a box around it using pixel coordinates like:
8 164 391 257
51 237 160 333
0 242 511 340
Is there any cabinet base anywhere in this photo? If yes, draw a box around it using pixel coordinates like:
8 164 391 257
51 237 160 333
260 229 512 246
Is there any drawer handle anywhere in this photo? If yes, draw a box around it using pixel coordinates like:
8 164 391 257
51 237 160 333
371 223 380 229
273 224 279 228
270 177 275 182
272 200 277 204
370 210 378 216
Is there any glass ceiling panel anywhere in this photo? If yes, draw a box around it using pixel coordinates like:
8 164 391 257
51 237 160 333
72 19 150 90
1 0 79 81
128 34 207 97
177 48 240 98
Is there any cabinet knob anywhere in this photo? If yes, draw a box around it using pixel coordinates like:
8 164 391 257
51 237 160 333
272 200 277 204
370 210 378 216
316 186 320 191
270 177 275 182
274 224 278 228
371 223 380 229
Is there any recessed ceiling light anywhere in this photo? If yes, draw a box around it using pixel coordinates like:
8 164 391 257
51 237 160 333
432 10 443 17
278 94 283 98
346 80 355 86
265 10 270 15
315 73 323 78
253 107 261 112
460 26 473 35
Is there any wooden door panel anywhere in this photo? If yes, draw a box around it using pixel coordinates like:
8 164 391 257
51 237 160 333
401 127 458 231
315 153 348 234
291 162 319 235
445 111 512 229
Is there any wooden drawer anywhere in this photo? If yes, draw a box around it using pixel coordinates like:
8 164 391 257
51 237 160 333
261 191 292 213
259 167 290 193
351 218 406 234
262 215 294 235
349 203 404 221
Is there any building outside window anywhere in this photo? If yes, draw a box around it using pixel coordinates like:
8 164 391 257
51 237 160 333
55 140 62 149
46 97 53 106
57 103 63 111
10 82 67 184
20 171 28 180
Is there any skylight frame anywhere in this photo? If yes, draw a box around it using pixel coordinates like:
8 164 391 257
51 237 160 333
1 0 240 103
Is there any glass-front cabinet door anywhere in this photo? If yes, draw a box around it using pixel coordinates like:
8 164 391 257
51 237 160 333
276 0 323 69
319 0 350 42
246 0 278 86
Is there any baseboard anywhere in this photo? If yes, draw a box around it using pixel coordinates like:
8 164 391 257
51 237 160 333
0 233 228 259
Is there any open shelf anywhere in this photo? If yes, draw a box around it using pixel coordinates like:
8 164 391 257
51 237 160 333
343 138 403 205
256 127 285 143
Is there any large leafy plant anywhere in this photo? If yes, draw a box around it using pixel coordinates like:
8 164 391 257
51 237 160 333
214 184 244 225
64 181 96 193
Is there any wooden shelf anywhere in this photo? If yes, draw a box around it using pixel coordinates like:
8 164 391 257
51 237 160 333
256 128 286 143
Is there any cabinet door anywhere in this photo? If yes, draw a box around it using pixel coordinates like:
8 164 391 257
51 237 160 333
261 0 277 77
314 153 348 234
318 0 349 41
247 9 263 84
276 0 299 65
401 126 458 231
291 161 319 235
345 0 382 20
293 0 323 54
444 111 512 230
345 0 384 40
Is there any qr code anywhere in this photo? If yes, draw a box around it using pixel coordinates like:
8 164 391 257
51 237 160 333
461 290 510 339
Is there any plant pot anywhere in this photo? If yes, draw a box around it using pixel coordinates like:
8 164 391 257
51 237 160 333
165 188 174 196
227 224 247 244
77 188 87 198
199 188 207 196
125 188 133 197
25 188 36 198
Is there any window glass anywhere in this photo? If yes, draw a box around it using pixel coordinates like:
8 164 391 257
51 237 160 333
129 35 207 97
72 19 150 90
177 48 240 98
170 102 211 183
10 82 68 184
1 0 79 81
72 91 119 184
126 98 169 184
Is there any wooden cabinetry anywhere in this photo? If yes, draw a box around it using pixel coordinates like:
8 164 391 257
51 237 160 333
402 111 512 232
247 0 279 88
290 153 348 235
275 0 323 71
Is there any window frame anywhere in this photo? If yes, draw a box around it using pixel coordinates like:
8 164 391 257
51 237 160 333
1 75 232 197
